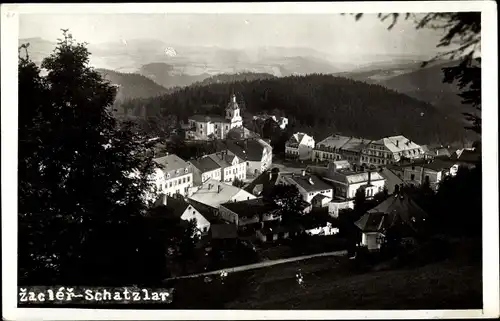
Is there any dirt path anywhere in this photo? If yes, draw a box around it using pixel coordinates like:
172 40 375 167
164 249 348 281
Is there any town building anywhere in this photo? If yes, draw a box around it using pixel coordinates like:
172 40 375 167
312 135 370 164
186 94 243 140
307 162 386 200
379 167 404 194
361 135 424 167
153 194 211 235
204 151 246 183
276 170 334 213
153 154 193 197
188 156 222 186
253 114 288 129
224 138 273 177
285 132 315 160
188 179 256 210
355 193 428 251
218 198 281 229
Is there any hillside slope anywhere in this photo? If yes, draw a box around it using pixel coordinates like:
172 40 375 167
122 74 468 145
96 68 173 102
380 61 472 125
192 72 277 86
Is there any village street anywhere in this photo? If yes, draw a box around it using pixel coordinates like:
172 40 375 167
164 249 348 281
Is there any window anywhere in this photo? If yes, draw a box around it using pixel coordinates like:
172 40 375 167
169 182 172 188
226 126 229 130
411 166 415 170
178 179 181 184
187 176 190 182
182 177 186 183
410 174 415 180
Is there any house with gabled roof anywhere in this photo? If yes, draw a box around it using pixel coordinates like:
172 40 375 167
277 170 334 213
188 156 222 186
153 194 211 235
152 154 194 197
355 192 428 251
362 135 424 167
205 151 246 183
188 179 256 210
224 138 273 177
285 132 315 160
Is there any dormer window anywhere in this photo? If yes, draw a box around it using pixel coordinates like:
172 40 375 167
185 168 189 173
175 170 179 175
166 173 170 179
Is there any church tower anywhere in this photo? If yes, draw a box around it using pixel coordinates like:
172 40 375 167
225 94 243 128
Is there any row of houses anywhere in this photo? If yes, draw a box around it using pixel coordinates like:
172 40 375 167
285 133 428 166
150 137 273 198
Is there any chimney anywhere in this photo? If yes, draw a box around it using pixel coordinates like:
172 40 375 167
301 170 306 177
395 140 399 147
217 185 221 194
162 194 167 206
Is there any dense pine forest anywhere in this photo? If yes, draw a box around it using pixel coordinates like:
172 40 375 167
121 74 469 144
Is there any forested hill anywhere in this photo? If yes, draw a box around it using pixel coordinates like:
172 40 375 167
96 69 175 102
192 72 277 87
121 74 468 145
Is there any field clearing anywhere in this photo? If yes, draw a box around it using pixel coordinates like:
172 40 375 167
165 252 482 310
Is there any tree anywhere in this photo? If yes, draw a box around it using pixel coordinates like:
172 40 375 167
353 187 367 214
18 30 170 285
350 12 481 134
268 184 304 225
232 178 246 188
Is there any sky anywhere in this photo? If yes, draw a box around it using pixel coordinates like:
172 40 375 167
19 13 446 62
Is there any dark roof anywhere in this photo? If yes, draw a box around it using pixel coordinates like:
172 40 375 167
152 194 189 219
355 212 386 232
211 223 238 239
190 156 221 173
206 152 232 168
281 173 334 192
225 139 264 161
457 149 481 163
221 198 279 218
186 198 225 224
311 193 330 202
355 193 428 233
244 169 282 198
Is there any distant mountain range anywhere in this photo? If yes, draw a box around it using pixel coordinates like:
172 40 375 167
19 37 477 133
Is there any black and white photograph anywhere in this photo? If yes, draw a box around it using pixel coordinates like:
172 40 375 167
1 2 498 320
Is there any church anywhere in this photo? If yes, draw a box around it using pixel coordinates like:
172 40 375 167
186 94 244 140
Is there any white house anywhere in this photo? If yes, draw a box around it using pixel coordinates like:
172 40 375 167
155 194 211 235
205 151 246 183
188 156 222 186
186 94 243 140
361 135 424 167
307 162 386 201
188 179 256 210
285 132 315 160
225 138 273 177
276 171 334 213
312 135 353 163
153 154 193 197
